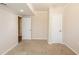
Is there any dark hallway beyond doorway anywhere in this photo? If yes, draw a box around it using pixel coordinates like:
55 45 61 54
18 16 22 42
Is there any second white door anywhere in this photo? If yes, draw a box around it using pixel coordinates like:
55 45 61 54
22 16 31 40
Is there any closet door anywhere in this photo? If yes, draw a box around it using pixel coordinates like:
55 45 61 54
48 9 63 44
52 14 62 43
22 17 31 40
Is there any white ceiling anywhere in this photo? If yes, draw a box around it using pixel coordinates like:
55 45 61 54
31 3 67 11
6 3 35 16
0 3 67 16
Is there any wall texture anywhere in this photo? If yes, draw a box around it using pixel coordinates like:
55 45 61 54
63 4 79 54
31 11 48 40
0 7 18 54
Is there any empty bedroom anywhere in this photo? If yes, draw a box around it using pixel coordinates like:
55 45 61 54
0 3 79 55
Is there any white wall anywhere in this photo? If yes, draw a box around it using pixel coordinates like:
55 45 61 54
63 4 79 54
48 7 63 44
31 11 48 40
0 7 18 54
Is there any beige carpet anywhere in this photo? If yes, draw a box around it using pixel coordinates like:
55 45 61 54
6 40 76 55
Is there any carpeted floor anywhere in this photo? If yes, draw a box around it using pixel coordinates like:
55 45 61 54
6 40 76 55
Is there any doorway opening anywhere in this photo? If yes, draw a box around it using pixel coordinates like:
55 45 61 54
18 16 22 43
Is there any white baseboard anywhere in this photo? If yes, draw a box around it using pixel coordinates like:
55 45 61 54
23 38 47 40
48 41 64 44
64 42 78 55
32 38 47 40
1 43 18 55
23 39 31 40
48 41 53 44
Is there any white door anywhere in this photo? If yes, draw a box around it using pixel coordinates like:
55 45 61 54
49 14 62 43
22 17 31 40
52 14 62 43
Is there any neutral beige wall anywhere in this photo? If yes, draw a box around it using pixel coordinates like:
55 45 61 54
0 7 18 54
63 4 79 54
31 11 48 40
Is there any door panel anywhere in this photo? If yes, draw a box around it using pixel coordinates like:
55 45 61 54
22 17 31 40
53 14 62 43
49 13 62 43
